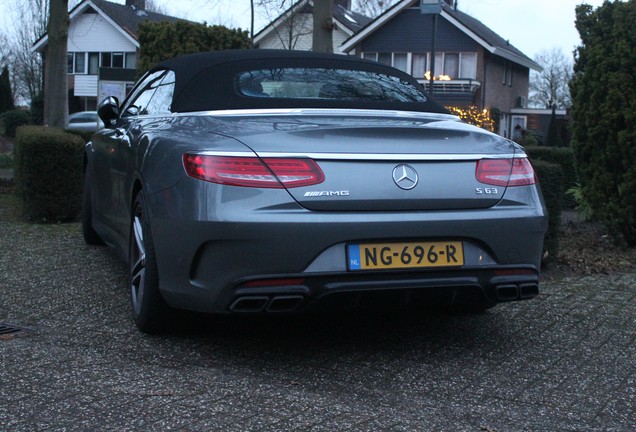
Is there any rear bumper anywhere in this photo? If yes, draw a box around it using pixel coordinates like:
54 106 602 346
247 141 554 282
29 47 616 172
224 266 540 313
147 182 547 314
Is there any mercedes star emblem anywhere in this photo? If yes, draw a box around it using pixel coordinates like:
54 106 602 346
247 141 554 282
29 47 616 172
392 164 419 190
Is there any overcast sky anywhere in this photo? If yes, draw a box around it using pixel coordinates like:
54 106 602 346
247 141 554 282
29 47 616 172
0 0 609 59
156 0 608 58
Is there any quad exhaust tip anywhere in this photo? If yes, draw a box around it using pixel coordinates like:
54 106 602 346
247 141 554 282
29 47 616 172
495 283 539 301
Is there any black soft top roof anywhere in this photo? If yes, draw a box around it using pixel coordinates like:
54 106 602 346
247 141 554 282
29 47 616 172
152 49 447 114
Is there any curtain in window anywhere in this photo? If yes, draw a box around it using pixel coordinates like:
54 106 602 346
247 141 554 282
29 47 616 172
444 53 459 79
393 53 408 73
460 53 477 79
412 54 427 79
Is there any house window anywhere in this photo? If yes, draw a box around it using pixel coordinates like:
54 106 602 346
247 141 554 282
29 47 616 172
412 53 427 79
377 53 392 66
112 52 124 68
443 53 459 78
67 52 86 74
362 52 377 61
88 52 99 75
434 53 443 77
393 53 408 73
503 61 513 86
99 52 128 69
364 52 408 72
432 53 477 79
460 53 477 79
67 52 87 74
125 52 137 69
75 52 86 74
362 52 477 80
101 52 112 68
512 115 526 139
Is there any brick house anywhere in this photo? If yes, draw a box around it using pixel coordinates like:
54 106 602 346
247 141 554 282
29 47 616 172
340 0 542 138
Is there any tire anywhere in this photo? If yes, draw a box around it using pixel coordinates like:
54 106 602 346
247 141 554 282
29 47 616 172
82 169 105 246
129 190 171 333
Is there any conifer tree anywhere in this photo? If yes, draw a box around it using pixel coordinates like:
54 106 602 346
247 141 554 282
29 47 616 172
0 66 14 114
544 105 562 147
570 0 636 245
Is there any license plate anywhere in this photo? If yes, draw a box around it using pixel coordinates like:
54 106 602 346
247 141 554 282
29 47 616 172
347 241 464 271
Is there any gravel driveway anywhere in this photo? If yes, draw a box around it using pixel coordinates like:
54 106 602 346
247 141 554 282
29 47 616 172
1 195 635 431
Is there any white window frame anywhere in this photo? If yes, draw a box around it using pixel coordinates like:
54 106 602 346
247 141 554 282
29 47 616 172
361 51 478 80
503 61 513 86
68 52 88 75
511 115 527 139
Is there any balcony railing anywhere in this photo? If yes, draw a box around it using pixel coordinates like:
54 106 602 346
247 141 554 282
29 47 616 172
418 79 481 94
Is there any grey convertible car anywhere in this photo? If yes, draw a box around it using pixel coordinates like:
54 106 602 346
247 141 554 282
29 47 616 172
83 50 547 333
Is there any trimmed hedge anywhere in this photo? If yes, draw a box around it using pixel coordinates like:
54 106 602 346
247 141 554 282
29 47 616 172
64 128 94 144
0 153 13 168
15 126 84 222
525 146 577 208
533 160 563 264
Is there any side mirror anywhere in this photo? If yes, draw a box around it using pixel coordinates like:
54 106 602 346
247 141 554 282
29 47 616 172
97 96 120 125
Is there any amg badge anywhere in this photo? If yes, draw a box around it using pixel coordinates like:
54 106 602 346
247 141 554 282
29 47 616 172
304 190 350 197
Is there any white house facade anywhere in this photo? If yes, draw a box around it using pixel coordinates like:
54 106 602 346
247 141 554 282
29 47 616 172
253 0 371 54
32 0 180 111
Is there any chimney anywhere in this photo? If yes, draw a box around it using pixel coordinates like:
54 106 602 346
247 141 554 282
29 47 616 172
126 0 146 10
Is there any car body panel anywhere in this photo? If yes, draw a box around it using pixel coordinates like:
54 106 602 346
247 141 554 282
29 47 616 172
85 50 547 318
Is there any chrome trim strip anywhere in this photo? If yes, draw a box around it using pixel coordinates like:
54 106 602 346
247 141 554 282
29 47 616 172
192 151 522 161
174 108 459 121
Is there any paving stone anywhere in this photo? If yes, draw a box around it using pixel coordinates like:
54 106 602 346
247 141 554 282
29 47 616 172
1 216 636 429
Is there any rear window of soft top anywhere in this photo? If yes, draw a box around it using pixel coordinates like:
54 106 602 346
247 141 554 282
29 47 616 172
235 67 428 103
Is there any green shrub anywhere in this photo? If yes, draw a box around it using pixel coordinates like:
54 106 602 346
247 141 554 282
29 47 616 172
571 1 636 245
2 109 31 138
525 146 576 208
566 183 594 222
518 130 543 147
64 128 94 144
533 160 563 264
0 152 13 168
15 126 84 222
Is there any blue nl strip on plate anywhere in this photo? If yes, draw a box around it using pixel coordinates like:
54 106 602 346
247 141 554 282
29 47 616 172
347 244 361 270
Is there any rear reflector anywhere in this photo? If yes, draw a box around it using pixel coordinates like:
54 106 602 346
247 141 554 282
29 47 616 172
476 158 536 187
493 269 536 276
183 154 324 188
242 278 306 288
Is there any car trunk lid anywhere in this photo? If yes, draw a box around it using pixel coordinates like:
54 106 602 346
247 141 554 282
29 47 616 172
220 113 521 211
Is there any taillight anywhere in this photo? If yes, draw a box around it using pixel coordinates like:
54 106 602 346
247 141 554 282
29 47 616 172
183 154 324 188
476 158 536 187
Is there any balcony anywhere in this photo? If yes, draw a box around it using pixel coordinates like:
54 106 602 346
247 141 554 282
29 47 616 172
419 79 481 95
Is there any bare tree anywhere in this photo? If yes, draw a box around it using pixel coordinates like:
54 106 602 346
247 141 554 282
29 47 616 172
256 0 312 49
43 0 68 128
529 48 573 109
0 34 11 68
312 0 333 52
145 0 169 14
7 0 48 106
353 0 398 18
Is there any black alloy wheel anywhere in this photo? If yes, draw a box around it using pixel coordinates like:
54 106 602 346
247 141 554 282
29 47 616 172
129 190 170 333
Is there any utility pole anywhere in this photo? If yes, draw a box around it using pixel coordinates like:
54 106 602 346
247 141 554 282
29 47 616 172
420 0 442 96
